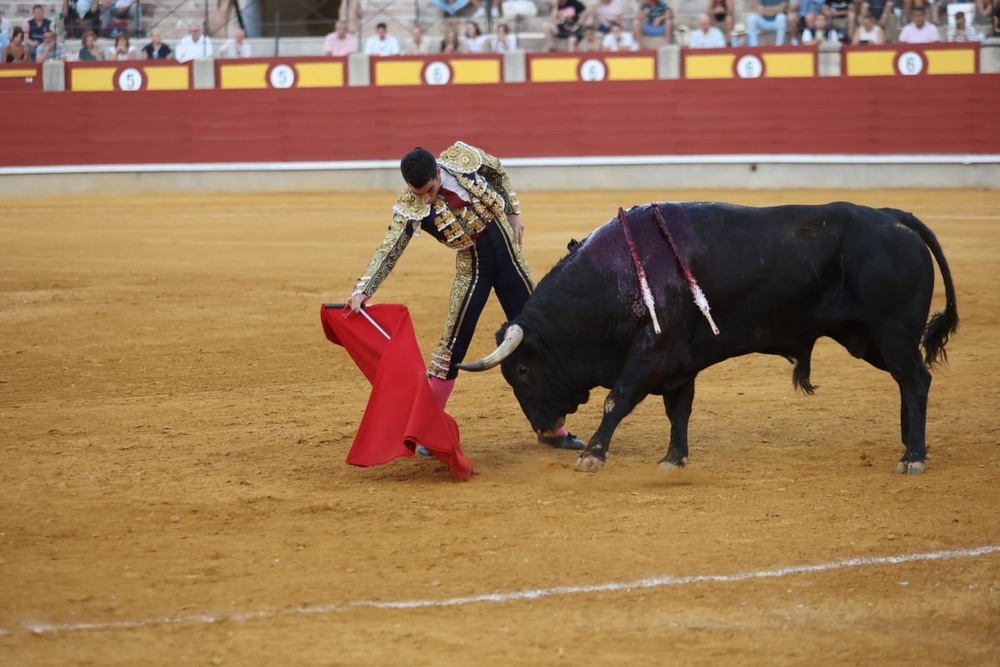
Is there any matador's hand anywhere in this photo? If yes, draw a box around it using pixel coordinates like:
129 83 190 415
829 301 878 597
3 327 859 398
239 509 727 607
507 214 524 246
347 293 369 313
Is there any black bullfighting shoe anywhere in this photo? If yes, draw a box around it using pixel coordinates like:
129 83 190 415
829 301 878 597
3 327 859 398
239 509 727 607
537 432 586 450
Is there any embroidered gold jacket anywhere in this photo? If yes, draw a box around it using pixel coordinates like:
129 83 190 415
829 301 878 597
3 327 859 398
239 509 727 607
353 141 521 298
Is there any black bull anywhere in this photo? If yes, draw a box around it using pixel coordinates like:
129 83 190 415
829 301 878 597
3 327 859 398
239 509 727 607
458 202 958 475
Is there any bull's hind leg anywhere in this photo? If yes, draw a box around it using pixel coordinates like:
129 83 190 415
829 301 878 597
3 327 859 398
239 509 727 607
865 327 932 475
658 378 695 469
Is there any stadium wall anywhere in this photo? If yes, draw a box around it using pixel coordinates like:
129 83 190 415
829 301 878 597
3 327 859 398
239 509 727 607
1 67 998 194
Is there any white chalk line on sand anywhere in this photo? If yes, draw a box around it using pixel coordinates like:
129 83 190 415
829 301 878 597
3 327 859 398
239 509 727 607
8 544 999 637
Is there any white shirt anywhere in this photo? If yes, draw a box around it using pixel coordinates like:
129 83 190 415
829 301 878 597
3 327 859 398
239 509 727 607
463 34 489 53
687 26 727 48
490 34 518 52
364 33 401 56
175 34 214 62
601 31 639 51
218 38 251 58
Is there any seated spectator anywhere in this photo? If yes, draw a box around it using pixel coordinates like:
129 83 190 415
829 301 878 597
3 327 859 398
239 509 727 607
994 0 1000 37
23 4 51 61
0 26 11 55
584 0 625 33
730 21 748 44
545 0 587 51
852 11 886 42
175 23 214 62
107 31 136 59
709 0 734 36
364 22 401 56
405 25 433 54
323 20 357 56
440 28 461 53
462 20 488 52
432 0 473 17
1 15 11 43
787 0 825 44
747 0 789 45
858 0 898 42
947 10 980 40
101 0 140 35
489 22 518 52
601 20 640 49
142 28 172 59
2 26 30 62
898 6 939 41
825 0 856 42
77 29 104 60
37 29 67 61
688 12 727 46
63 0 100 38
801 10 839 40
218 27 251 57
577 25 602 49
633 0 674 46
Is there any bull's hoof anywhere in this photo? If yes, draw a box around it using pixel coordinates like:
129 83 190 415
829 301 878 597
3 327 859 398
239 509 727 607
893 460 925 475
657 456 688 470
575 455 605 473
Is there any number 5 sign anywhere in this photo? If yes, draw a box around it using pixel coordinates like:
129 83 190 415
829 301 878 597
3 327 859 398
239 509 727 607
115 67 146 91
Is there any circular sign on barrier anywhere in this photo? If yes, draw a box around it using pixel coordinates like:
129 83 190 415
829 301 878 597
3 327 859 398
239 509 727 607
895 51 926 76
268 63 297 89
579 58 607 81
423 61 453 85
735 55 764 78
116 67 145 91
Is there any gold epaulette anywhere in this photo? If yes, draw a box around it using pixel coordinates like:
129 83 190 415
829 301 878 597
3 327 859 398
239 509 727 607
392 189 431 221
438 141 483 175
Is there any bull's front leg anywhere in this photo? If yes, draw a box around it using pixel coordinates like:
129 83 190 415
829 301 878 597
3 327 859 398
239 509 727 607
575 383 647 473
658 378 695 469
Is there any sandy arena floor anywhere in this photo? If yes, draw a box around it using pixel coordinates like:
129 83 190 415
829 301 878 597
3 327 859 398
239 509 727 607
1 189 998 666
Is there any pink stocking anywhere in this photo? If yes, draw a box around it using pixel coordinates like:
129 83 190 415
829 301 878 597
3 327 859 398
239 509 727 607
428 377 455 409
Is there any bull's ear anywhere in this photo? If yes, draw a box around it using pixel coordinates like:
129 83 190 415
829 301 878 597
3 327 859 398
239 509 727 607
567 239 581 252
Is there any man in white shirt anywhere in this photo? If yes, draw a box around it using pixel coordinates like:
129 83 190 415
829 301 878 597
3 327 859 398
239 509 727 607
687 13 727 47
898 6 939 43
175 23 214 62
364 21 401 56
218 27 251 57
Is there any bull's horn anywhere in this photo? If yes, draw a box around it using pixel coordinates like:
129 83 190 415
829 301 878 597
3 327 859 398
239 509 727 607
457 324 524 372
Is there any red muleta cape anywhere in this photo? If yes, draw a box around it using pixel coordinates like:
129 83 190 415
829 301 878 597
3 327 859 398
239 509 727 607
320 303 473 481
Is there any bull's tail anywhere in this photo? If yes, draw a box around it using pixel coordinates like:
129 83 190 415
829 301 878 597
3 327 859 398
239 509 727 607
881 208 959 366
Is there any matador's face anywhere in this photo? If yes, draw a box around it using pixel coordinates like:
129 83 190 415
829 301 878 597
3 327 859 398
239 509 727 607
407 167 443 205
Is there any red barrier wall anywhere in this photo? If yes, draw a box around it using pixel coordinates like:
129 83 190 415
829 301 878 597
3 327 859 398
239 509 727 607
2 74 998 168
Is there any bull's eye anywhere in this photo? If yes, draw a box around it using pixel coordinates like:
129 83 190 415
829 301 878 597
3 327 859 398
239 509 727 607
517 363 529 382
